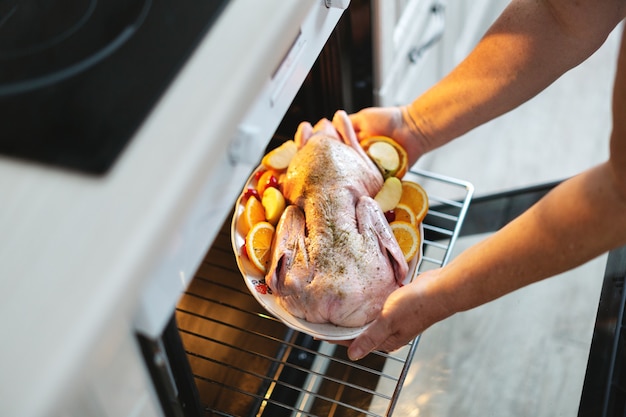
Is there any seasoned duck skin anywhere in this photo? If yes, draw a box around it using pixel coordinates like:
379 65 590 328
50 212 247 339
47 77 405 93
265 110 409 328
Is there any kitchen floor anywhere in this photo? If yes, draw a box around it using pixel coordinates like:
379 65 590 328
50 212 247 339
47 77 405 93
392 19 623 417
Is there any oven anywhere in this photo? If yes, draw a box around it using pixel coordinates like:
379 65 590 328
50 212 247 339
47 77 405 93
0 1 474 416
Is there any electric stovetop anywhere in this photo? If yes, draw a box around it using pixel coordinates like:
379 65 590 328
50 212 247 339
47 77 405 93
0 0 229 175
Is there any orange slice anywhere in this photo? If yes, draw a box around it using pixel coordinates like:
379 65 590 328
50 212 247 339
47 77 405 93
399 181 429 223
393 203 416 226
390 221 420 262
360 136 409 179
256 169 279 196
241 195 266 235
245 221 275 274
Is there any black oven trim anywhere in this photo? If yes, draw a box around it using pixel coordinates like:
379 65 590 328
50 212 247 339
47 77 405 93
578 245 626 417
137 315 204 417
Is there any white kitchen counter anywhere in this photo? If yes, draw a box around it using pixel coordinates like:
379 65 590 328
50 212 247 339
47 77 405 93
0 2 346 416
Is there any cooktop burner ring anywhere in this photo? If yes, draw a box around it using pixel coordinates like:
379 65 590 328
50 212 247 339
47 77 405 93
0 0 152 96
0 0 96 59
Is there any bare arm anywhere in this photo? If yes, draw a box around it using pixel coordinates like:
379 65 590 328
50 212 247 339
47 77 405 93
426 1 626 312
350 0 626 163
349 123 626 360
346 2 626 360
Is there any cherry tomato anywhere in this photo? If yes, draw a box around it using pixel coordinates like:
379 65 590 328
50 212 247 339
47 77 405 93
266 175 279 189
254 169 266 182
384 210 396 223
243 188 260 201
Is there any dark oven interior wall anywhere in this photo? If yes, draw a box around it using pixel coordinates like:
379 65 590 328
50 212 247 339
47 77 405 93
269 0 374 151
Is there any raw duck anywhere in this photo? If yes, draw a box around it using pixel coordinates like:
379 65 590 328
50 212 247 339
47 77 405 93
265 110 408 328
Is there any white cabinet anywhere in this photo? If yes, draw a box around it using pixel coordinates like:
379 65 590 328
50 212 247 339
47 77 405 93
441 0 509 68
371 0 510 106
372 0 447 106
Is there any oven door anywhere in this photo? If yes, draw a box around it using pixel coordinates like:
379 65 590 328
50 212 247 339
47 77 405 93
130 1 351 417
133 1 349 340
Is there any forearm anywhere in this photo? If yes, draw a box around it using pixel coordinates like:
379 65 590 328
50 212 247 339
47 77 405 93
406 0 625 155
345 1 626 361
346 160 626 360
414 23 626 331
434 162 626 314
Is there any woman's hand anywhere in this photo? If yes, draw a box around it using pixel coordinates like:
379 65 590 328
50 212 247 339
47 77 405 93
346 269 453 361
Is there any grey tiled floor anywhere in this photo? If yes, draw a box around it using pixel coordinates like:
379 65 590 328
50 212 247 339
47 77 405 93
395 19 623 417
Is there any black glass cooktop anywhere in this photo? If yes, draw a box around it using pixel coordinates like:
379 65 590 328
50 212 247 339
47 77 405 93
0 0 229 174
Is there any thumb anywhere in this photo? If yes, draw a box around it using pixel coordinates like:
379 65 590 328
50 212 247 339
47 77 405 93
347 322 386 361
347 111 365 132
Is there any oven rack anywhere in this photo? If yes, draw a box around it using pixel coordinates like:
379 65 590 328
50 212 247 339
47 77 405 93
176 169 473 417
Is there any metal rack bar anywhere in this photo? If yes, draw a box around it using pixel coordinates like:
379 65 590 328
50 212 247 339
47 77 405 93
176 169 473 416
